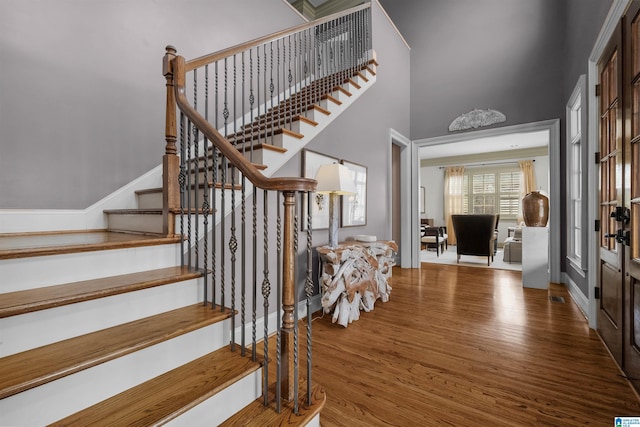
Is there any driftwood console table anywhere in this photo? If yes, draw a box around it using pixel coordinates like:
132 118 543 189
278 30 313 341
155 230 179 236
317 240 397 327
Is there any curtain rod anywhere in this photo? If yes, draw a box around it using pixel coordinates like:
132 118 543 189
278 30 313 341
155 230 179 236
438 159 534 169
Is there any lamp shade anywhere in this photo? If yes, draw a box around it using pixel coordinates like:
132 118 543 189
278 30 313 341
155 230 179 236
315 163 357 195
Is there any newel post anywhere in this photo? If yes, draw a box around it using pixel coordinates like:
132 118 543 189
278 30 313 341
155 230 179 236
281 190 297 401
162 45 180 236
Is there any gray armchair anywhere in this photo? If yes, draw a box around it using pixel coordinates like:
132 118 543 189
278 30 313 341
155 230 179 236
451 214 499 266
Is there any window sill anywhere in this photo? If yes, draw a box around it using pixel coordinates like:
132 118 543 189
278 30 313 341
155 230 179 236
567 256 586 278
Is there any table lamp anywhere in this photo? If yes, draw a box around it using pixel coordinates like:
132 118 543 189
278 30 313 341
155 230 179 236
315 163 357 248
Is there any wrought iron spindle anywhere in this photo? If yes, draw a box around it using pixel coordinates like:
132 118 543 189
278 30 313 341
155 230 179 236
292 199 299 415
262 189 270 406
220 58 228 314
241 51 247 356
193 71 200 274
229 54 238 351
305 190 314 405
276 191 282 413
202 64 210 306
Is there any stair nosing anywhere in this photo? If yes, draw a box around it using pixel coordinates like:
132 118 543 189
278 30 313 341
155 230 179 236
0 266 202 318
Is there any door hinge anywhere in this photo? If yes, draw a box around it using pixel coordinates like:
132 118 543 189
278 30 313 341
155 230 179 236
595 287 601 299
595 151 601 164
595 84 601 97
595 219 600 232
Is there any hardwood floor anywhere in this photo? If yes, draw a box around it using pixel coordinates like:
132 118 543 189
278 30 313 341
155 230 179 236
308 263 640 426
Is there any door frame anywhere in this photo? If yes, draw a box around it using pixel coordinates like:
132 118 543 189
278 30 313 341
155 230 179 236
412 119 561 281
388 128 414 268
587 0 633 329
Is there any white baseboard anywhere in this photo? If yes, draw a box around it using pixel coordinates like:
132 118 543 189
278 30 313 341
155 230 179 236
562 272 589 321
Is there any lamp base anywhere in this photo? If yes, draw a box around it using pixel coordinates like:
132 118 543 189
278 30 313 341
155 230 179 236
328 192 339 248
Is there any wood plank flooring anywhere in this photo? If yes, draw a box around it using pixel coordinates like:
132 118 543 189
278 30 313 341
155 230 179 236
307 263 640 426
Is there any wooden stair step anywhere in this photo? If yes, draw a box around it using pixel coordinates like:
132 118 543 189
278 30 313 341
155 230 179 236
0 231 180 261
0 266 202 318
219 382 326 427
0 302 233 399
49 347 261 426
251 104 330 127
235 115 317 136
226 127 303 145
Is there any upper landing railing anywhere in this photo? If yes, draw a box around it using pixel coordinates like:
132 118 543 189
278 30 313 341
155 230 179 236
161 3 372 414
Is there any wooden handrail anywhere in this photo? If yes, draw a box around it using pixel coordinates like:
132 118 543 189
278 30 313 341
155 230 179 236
184 3 370 72
173 56 317 193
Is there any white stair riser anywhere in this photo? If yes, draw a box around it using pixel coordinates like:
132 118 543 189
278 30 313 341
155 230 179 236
107 212 163 234
0 244 181 293
0 321 231 426
137 191 163 209
1 277 203 357
166 371 262 426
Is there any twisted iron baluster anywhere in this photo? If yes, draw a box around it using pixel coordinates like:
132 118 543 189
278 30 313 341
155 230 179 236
293 199 299 415
252 189 258 362
212 61 219 309
221 57 228 314
287 35 293 128
276 192 282 413
202 65 210 306
305 190 314 405
241 51 247 357
249 49 255 163
178 113 186 267
193 70 200 274
262 190 271 406
269 41 274 146
229 54 238 351
186 118 192 268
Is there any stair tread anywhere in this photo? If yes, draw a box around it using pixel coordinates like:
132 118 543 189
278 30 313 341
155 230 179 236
0 231 180 260
49 347 260 426
219 382 326 427
0 266 202 318
0 302 233 400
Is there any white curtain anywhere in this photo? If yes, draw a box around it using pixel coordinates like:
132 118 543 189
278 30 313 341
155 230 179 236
444 166 465 245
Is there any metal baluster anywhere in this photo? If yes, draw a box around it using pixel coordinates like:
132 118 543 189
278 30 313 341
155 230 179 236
229 54 238 351
186 118 192 268
212 61 219 309
241 51 247 357
287 35 292 129
293 201 299 415
249 49 255 163
262 190 271 406
269 41 274 146
193 70 200 274
252 188 258 362
221 58 228 314
178 112 186 267
203 65 210 306
305 190 314 405
276 191 282 413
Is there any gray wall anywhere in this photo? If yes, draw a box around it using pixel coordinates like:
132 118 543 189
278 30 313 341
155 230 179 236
0 0 304 209
277 1 411 246
378 0 566 140
562 0 612 295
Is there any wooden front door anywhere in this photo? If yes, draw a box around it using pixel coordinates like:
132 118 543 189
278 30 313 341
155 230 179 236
597 21 624 366
598 0 640 385
623 1 640 390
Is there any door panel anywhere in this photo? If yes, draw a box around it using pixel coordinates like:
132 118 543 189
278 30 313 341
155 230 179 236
597 22 624 366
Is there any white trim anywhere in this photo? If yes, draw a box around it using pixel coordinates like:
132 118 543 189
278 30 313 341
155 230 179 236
414 119 561 282
586 0 631 329
563 272 590 321
388 128 414 268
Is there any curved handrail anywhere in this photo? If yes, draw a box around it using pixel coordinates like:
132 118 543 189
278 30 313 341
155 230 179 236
173 56 317 193
184 3 370 72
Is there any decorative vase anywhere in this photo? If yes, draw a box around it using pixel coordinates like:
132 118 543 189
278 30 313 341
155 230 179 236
522 191 549 227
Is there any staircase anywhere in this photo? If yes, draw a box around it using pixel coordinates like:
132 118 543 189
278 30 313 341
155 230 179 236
0 4 374 426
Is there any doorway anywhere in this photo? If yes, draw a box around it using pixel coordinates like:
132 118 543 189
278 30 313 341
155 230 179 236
412 120 561 280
